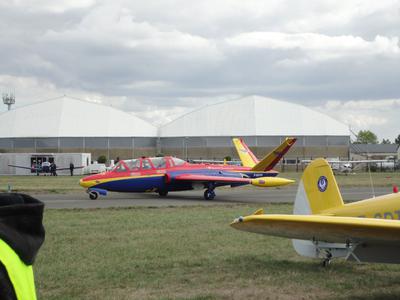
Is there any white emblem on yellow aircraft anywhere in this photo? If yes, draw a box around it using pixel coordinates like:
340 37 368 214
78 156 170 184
231 158 400 266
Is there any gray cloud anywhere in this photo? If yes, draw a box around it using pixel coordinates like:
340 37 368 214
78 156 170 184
0 0 399 139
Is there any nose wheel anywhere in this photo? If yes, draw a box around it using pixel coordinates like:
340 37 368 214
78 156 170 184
158 190 168 197
204 189 216 200
88 191 99 200
321 251 333 267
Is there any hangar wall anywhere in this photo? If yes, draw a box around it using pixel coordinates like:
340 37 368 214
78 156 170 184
0 135 350 162
0 137 157 162
159 135 350 161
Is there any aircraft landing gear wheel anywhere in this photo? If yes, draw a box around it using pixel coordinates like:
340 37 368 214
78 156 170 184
322 259 331 267
89 191 99 200
204 189 215 200
158 190 168 197
322 251 332 267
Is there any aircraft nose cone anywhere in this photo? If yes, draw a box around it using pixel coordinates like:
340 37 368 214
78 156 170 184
79 178 92 188
282 178 295 185
230 216 244 228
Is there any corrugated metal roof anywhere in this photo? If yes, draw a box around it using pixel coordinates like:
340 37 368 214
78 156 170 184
350 143 400 154
160 96 350 137
0 96 158 137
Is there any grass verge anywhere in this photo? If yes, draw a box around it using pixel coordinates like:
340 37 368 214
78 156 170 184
0 175 83 193
36 204 400 299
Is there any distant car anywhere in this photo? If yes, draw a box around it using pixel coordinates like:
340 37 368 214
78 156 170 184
84 163 107 174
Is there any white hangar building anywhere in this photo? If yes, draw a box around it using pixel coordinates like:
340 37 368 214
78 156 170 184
0 96 158 160
0 95 350 164
159 96 350 160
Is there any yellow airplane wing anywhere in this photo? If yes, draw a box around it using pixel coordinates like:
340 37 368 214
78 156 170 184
231 212 400 244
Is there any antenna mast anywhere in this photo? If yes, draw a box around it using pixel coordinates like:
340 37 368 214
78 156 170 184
2 92 15 111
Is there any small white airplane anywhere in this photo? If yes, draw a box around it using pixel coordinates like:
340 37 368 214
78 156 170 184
302 158 390 174
231 158 400 266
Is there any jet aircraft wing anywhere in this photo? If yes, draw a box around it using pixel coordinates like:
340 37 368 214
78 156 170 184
231 212 400 245
8 164 83 171
174 174 251 184
8 164 39 170
55 166 84 171
302 159 388 164
174 174 294 187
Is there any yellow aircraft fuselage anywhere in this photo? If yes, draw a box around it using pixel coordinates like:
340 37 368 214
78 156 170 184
324 193 400 219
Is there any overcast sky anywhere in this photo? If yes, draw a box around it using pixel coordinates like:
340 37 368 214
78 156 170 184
0 0 399 141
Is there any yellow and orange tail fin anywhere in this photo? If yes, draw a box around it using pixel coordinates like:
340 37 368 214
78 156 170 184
251 137 296 172
232 138 259 168
294 158 344 215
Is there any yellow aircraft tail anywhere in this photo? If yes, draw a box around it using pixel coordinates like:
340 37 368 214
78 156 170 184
294 158 344 215
233 137 296 171
232 138 259 168
251 137 296 171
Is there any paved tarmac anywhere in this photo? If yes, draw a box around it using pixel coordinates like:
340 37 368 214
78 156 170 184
35 186 393 209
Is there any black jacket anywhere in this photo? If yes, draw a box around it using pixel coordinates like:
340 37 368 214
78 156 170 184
0 193 45 265
0 193 45 300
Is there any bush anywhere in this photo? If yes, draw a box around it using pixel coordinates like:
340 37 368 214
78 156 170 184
97 155 107 164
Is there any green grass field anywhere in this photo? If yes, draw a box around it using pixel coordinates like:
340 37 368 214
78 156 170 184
35 204 400 300
1 170 399 298
0 175 83 193
0 171 399 193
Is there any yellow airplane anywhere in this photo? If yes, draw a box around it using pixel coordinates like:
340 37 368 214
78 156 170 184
231 158 400 266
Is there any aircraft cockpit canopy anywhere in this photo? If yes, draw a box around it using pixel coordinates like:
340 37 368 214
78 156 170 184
114 157 187 172
171 157 185 166
124 159 140 170
150 157 166 169
112 161 128 172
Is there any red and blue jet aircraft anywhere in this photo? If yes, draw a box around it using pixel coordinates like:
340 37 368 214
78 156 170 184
79 137 296 200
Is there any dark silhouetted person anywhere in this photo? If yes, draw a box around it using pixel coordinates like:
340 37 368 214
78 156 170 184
69 163 74 176
50 162 57 176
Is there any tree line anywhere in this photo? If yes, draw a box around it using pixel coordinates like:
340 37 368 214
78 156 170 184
354 130 400 145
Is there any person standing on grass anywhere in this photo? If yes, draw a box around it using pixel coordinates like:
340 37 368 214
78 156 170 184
69 162 74 176
42 161 50 174
50 162 57 176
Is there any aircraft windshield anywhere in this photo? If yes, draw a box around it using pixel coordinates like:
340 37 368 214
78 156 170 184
172 157 185 166
142 159 152 170
150 157 166 169
113 162 127 173
124 159 140 170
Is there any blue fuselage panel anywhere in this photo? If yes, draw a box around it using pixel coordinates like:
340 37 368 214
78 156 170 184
95 176 166 192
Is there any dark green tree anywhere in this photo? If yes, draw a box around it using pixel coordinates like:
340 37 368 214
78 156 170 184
355 130 378 144
381 138 392 144
395 134 400 145
97 155 107 163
